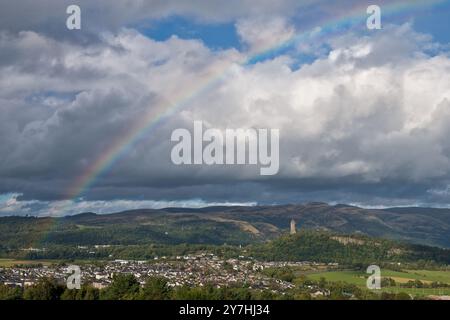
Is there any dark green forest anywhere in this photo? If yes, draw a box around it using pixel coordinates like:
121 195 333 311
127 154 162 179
2 230 449 268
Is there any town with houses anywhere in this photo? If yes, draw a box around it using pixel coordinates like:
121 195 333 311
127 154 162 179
0 252 336 296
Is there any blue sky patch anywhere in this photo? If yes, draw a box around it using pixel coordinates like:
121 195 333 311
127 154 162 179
137 16 242 51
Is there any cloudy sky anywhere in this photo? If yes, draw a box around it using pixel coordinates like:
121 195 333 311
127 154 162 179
1 0 450 216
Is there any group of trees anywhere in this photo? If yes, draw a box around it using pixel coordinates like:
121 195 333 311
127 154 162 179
400 279 450 289
0 273 418 300
4 243 243 261
249 231 450 266
0 214 255 255
380 277 450 289
0 274 284 301
2 225 450 268
262 266 295 282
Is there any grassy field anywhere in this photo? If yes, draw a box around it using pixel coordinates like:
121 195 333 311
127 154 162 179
304 269 450 296
384 270 450 283
0 259 57 267
306 271 367 286
0 258 107 267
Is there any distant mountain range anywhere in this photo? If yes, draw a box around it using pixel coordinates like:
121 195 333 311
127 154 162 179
1 203 449 248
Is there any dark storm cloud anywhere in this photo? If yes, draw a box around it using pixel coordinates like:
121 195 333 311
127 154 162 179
0 0 399 42
1 1 450 215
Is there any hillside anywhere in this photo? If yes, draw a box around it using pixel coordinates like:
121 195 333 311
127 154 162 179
0 203 449 249
250 231 450 265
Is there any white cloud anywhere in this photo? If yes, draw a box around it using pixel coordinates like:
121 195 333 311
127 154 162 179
0 0 311 34
2 20 450 209
0 193 256 217
236 16 295 53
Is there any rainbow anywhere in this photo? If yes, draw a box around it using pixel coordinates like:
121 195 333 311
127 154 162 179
33 0 448 246
56 0 449 216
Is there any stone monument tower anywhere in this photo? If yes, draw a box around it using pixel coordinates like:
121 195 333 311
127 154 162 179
290 219 296 235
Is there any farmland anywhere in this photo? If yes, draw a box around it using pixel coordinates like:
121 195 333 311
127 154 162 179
304 269 450 296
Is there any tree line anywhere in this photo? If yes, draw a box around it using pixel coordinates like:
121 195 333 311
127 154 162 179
0 273 417 300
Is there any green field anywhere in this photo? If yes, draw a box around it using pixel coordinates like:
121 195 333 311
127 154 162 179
304 269 450 296
0 258 109 268
306 271 367 286
382 269 450 283
0 259 57 267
